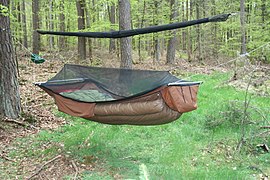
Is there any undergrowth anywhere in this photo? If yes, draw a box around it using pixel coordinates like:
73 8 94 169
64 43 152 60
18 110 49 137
2 72 269 179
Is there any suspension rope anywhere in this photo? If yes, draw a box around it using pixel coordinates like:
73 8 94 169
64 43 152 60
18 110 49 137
184 41 270 80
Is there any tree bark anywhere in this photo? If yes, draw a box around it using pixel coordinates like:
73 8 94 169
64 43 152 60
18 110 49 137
138 0 146 62
153 0 160 63
76 0 87 61
119 0 132 69
166 0 178 64
58 0 66 50
109 3 116 53
211 0 218 60
21 0 28 48
32 0 40 54
85 2 93 60
261 0 266 26
49 0 55 49
0 0 21 118
195 0 202 62
240 0 246 54
181 1 186 50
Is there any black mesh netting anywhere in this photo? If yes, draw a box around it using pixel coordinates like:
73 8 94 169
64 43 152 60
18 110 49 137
38 64 182 102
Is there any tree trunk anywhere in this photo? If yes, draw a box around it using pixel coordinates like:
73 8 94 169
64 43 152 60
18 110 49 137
49 0 55 50
0 0 21 118
240 0 246 54
195 0 202 62
181 1 186 50
211 0 218 60
21 0 28 49
76 0 87 61
261 0 266 26
138 0 146 62
32 0 40 54
119 0 132 69
187 0 193 62
109 3 116 53
16 2 22 48
153 0 160 63
58 0 66 50
85 3 93 60
166 0 178 64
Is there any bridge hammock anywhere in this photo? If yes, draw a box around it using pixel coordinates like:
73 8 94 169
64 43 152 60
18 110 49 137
35 14 230 125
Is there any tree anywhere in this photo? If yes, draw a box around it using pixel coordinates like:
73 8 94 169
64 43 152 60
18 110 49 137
21 0 28 48
119 0 132 69
32 0 40 54
76 0 87 61
58 0 66 50
195 0 202 61
166 0 178 64
240 0 246 54
153 0 160 63
0 0 21 118
109 2 116 53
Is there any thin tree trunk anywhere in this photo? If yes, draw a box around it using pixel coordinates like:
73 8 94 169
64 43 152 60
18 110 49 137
261 0 266 26
240 0 246 54
187 0 193 62
109 3 116 53
49 0 54 49
58 0 66 50
32 0 40 54
166 0 178 64
211 0 218 60
119 0 132 69
85 2 93 60
21 0 28 49
16 2 22 48
195 1 202 62
182 1 186 50
153 0 160 63
138 0 146 62
0 0 21 118
76 0 87 61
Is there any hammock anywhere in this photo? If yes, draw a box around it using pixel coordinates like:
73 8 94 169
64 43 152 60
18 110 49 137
35 64 201 125
35 14 229 125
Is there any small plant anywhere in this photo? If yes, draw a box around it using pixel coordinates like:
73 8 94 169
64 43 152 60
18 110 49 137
21 111 36 124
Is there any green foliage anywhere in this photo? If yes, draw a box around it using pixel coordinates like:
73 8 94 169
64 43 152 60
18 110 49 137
0 4 9 16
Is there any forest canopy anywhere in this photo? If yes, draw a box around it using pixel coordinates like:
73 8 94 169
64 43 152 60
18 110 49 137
7 0 270 63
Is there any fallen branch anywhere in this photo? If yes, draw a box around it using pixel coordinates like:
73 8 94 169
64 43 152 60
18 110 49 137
0 154 16 163
260 126 270 129
71 160 79 180
25 94 48 104
27 155 62 180
4 119 27 127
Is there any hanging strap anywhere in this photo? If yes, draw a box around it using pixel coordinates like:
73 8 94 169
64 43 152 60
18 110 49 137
37 14 230 39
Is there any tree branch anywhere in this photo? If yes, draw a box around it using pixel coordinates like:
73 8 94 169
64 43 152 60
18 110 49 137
27 155 62 180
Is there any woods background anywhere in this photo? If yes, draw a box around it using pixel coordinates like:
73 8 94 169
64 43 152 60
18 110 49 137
9 0 270 64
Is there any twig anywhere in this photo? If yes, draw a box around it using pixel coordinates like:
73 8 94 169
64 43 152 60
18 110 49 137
0 154 16 163
25 94 48 104
4 119 27 127
27 155 62 180
256 130 270 138
71 160 79 180
260 126 270 129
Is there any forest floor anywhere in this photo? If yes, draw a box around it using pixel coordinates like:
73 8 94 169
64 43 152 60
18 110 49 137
0 50 269 179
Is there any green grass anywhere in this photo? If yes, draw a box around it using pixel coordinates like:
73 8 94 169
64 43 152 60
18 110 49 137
3 72 270 179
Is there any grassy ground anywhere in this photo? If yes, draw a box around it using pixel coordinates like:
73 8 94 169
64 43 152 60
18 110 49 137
1 72 269 179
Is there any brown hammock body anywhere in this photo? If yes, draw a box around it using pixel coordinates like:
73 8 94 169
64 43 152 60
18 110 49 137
40 83 199 125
